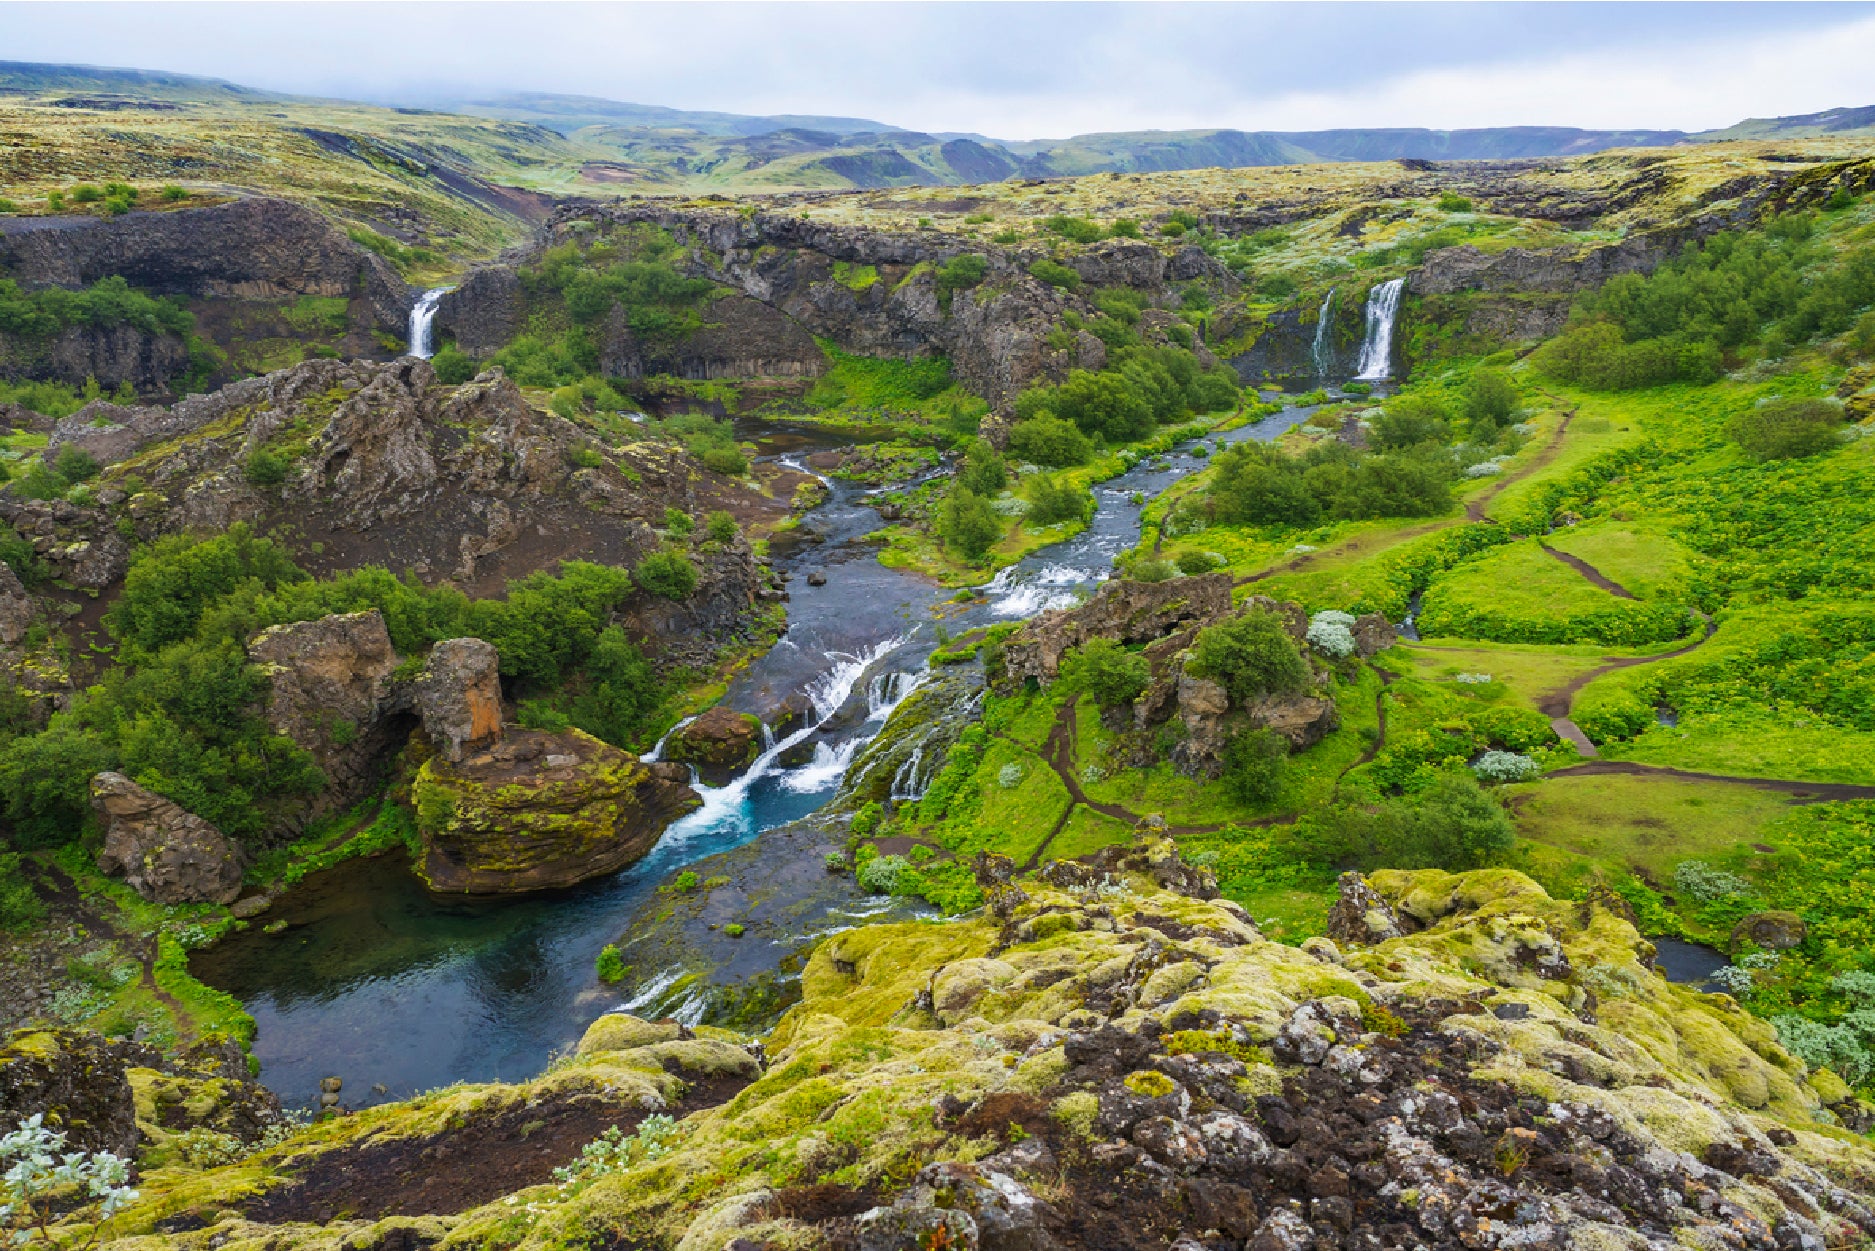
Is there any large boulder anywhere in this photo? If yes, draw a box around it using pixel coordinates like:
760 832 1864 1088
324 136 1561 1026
411 638 505 763
665 706 761 780
0 1028 161 1157
91 772 244 905
413 728 700 894
1730 910 1807 953
249 609 401 771
1323 871 1406 946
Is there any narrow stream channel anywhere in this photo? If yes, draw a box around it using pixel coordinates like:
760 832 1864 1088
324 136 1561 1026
192 402 1323 1109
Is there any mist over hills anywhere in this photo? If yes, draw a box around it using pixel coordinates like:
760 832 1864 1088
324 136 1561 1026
5 57 1875 194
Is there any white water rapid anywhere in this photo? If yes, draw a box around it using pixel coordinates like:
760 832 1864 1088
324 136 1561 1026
658 635 917 846
1354 278 1404 381
1311 288 1336 377
407 286 450 360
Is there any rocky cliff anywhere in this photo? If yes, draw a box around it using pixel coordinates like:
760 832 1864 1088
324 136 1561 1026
1 357 781 611
0 198 409 328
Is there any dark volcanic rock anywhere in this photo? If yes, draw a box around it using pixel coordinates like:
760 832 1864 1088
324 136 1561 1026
91 771 245 905
0 198 408 330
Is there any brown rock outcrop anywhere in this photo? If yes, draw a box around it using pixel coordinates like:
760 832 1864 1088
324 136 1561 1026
91 772 244 905
413 728 699 894
250 609 401 759
1000 573 1235 687
1349 610 1396 658
666 706 761 778
410 638 505 763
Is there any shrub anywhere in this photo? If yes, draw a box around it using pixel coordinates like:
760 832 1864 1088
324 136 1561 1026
1007 416 1092 467
959 440 1007 496
1371 395 1450 450
1222 726 1286 803
244 447 290 487
1059 638 1149 709
1726 398 1843 461
0 853 44 932
1305 610 1358 658
1129 558 1176 583
1025 476 1090 527
1471 750 1537 782
1462 367 1518 435
430 345 475 384
937 486 1002 563
70 185 103 204
1672 860 1752 902
160 184 187 203
1343 774 1515 871
705 511 739 543
633 550 698 600
858 854 912 894
1028 259 1082 291
663 507 694 537
1187 611 1310 705
1043 215 1106 244
51 445 99 483
723 922 745 937
700 446 748 475
106 524 304 654
1437 192 1474 213
997 762 1024 789
1175 550 1218 575
935 254 988 301
594 945 628 983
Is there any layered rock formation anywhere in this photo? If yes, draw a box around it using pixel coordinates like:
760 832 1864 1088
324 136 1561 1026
0 358 775 634
0 198 408 328
412 727 698 894
91 771 244 905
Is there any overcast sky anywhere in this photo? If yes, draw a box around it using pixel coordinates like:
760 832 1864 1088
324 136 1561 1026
4 2 1875 139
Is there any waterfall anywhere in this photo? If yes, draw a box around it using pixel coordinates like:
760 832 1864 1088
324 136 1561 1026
656 635 913 847
1353 278 1404 381
407 287 450 360
1311 288 1336 377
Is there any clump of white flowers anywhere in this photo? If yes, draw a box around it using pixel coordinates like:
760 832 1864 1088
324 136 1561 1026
1471 751 1538 782
1306 610 1358 658
553 1116 678 1192
0 1114 139 1246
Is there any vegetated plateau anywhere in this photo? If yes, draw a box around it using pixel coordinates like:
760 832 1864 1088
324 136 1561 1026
1 58 1875 1251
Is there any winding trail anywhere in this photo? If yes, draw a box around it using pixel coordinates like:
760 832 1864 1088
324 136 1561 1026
1538 543 1636 598
1533 617 1718 755
1547 760 1875 802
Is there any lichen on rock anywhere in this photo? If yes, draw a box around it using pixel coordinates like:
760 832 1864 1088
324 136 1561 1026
412 727 699 894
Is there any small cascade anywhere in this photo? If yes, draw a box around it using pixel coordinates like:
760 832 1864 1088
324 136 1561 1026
1311 287 1337 377
889 745 929 802
407 287 450 360
641 714 698 763
980 563 1087 619
1354 278 1405 381
658 634 912 846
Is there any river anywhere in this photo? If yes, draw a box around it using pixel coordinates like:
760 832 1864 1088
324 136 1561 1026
192 401 1322 1109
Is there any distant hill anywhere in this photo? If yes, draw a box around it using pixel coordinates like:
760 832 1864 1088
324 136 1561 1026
0 59 283 105
430 91 907 140
5 61 1875 195
1694 104 1875 141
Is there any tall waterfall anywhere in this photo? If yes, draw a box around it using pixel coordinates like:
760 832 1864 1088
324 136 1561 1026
407 287 449 360
1353 278 1404 381
1310 288 1336 377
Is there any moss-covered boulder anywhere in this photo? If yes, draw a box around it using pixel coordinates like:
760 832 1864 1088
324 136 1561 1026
412 728 699 894
663 706 762 783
